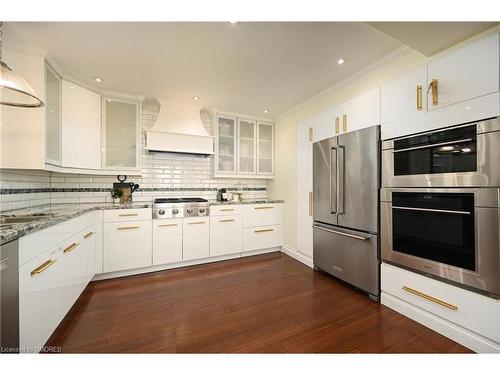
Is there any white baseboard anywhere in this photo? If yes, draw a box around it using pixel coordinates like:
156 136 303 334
93 247 281 281
381 292 500 353
281 245 314 268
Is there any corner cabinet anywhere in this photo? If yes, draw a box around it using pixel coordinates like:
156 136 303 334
215 112 274 178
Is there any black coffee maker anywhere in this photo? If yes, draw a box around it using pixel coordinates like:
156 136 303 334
217 188 227 201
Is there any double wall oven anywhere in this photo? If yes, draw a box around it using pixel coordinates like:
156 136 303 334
381 117 500 298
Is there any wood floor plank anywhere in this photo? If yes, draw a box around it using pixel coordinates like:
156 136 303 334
44 252 473 353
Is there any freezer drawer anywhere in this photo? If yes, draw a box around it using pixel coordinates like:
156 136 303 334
313 223 379 296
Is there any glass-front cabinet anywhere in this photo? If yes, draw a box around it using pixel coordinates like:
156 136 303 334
215 112 274 178
102 97 140 170
45 63 62 166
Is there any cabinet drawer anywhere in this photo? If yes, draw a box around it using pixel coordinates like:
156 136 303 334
381 263 500 343
103 220 152 273
243 203 283 228
243 225 283 252
103 208 151 223
210 205 243 216
153 219 183 265
210 215 242 257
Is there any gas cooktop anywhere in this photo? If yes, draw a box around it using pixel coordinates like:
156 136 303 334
153 197 209 219
154 197 208 204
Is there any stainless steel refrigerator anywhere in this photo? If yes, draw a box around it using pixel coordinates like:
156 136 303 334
313 125 380 300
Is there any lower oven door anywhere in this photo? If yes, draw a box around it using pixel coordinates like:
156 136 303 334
381 187 500 297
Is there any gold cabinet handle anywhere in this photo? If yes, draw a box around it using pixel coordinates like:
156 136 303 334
308 127 314 142
118 213 138 217
402 286 458 310
220 208 234 212
254 206 273 210
255 229 274 233
219 219 235 223
31 259 57 276
416 85 423 111
342 114 347 132
427 79 438 106
308 191 313 216
63 242 79 254
117 225 140 230
335 117 339 134
188 221 206 225
158 223 178 227
84 231 95 239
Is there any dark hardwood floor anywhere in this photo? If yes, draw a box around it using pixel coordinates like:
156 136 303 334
46 252 472 353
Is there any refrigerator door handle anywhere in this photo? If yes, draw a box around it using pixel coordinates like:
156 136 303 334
330 146 337 214
313 225 370 241
337 145 345 215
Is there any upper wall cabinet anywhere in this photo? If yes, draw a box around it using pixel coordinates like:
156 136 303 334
102 97 141 170
340 87 380 133
61 80 101 169
45 63 62 166
215 112 274 178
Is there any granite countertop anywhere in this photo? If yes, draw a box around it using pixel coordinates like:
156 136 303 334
208 199 284 205
0 202 151 245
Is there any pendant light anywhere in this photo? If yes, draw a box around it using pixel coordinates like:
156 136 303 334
0 22 44 108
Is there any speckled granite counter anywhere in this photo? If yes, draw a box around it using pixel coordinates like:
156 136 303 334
0 202 151 245
208 199 284 205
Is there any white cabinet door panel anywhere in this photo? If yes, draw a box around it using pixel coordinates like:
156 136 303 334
313 108 335 142
182 217 209 261
153 218 183 265
210 215 242 257
342 87 380 132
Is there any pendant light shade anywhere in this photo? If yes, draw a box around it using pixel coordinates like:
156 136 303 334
0 60 44 108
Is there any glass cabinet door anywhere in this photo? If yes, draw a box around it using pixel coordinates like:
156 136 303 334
217 115 237 173
45 63 61 165
257 122 274 175
103 98 139 169
238 118 256 174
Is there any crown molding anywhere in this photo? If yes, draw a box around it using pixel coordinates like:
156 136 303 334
276 45 412 121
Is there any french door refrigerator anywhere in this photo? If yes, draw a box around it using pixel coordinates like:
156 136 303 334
313 125 380 300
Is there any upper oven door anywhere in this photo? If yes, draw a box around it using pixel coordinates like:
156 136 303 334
382 117 500 187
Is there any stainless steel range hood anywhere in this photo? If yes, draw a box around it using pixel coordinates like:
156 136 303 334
145 99 214 155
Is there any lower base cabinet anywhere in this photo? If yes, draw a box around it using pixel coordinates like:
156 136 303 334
103 220 152 273
243 225 283 252
210 215 242 257
153 218 183 265
183 217 209 261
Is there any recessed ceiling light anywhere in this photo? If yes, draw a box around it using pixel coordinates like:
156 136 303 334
193 96 200 101
106 99 112 102
263 109 270 114
70 85 75 89
229 21 239 24
337 58 345 65
94 77 103 83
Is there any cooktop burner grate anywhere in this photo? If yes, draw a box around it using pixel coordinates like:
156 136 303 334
154 197 208 204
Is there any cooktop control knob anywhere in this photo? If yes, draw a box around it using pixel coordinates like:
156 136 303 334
186 208 193 214
172 208 179 215
158 209 166 216
199 208 206 214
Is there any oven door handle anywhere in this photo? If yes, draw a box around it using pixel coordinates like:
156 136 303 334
392 138 473 153
392 206 471 215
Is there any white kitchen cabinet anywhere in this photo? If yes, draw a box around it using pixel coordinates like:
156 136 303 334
19 246 61 351
210 215 243 257
103 208 151 223
84 226 97 280
210 205 243 216
237 118 257 174
296 142 313 260
341 87 380 133
61 80 101 169
94 210 104 274
243 203 283 228
45 62 62 166
427 33 499 112
297 117 315 147
103 220 152 273
216 114 238 174
257 121 274 175
102 96 141 171
243 225 283 252
153 218 183 265
312 108 335 142
182 217 210 261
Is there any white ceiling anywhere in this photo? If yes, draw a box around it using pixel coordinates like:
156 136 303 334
5 22 406 118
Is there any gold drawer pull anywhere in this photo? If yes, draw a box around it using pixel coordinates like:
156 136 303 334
117 225 140 230
308 191 313 216
255 229 274 233
255 206 273 210
402 286 458 311
416 85 423 111
84 231 95 239
118 213 138 217
188 221 206 225
31 259 57 276
63 242 80 254
220 208 234 212
220 219 235 223
158 223 178 227
308 127 314 142
342 114 347 132
335 117 339 134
